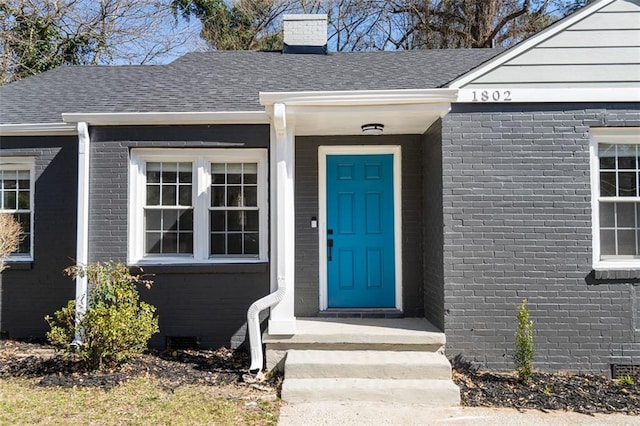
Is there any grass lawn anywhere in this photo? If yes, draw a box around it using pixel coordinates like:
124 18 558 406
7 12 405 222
0 376 279 425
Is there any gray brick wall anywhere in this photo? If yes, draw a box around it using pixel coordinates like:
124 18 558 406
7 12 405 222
442 103 640 373
0 136 78 338
88 125 270 348
294 135 424 317
422 121 445 331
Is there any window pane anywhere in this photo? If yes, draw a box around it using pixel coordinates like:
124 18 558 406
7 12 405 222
619 155 637 169
162 232 178 253
162 163 178 183
244 186 257 207
600 203 615 227
618 172 637 196
179 185 192 206
617 203 636 228
145 210 162 230
228 211 242 231
3 191 15 209
178 163 192 183
179 209 193 231
600 172 616 196
227 186 241 207
146 185 160 205
147 163 161 183
211 187 225 207
244 233 259 254
245 210 259 232
15 213 30 254
162 210 178 231
228 163 242 184
228 234 242 254
18 234 30 254
18 191 29 209
618 230 637 255
162 185 176 205
244 163 257 184
211 233 225 255
178 232 193 254
211 211 226 231
3 178 16 190
212 164 226 184
600 230 616 256
146 232 161 253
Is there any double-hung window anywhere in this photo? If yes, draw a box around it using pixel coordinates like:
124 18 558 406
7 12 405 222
129 149 267 264
591 128 640 269
0 158 34 261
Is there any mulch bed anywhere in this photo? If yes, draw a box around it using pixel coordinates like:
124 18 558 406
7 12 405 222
453 358 640 415
0 339 281 394
2 339 639 415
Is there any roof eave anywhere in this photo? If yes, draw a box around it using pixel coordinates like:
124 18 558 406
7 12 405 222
260 89 458 107
62 111 270 126
0 122 78 136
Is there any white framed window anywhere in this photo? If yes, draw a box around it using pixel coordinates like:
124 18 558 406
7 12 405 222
590 128 640 269
129 149 268 264
0 157 35 261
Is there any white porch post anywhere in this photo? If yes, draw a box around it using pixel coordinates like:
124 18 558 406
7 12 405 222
73 121 90 344
268 103 297 334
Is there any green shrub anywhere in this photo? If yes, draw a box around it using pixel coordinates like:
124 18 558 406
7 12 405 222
46 262 159 370
514 298 534 384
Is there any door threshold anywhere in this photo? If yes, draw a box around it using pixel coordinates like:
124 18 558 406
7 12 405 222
318 308 404 319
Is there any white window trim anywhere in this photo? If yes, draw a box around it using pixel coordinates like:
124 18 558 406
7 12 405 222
129 148 268 265
0 157 35 262
590 128 640 270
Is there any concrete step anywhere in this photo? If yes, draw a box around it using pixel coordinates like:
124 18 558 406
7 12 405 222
285 349 452 380
265 318 446 371
281 378 461 406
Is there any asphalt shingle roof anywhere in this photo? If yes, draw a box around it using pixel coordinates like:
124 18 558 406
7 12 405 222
0 49 501 124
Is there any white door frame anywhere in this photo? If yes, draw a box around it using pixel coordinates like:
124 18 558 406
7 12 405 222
318 145 403 311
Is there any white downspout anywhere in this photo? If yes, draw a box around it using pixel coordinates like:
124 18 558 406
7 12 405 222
248 103 291 374
72 121 90 345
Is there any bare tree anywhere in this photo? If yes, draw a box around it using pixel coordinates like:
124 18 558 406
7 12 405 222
0 0 195 85
172 0 296 50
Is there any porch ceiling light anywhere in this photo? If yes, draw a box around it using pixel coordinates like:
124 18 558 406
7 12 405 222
361 123 384 135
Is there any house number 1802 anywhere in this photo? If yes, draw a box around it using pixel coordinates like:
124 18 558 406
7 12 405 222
471 90 512 102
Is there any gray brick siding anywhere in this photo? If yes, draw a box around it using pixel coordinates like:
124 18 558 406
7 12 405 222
88 125 270 348
0 136 78 338
422 121 445 331
294 135 425 317
442 103 640 373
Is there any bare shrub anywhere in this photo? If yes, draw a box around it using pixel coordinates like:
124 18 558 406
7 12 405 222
0 213 22 272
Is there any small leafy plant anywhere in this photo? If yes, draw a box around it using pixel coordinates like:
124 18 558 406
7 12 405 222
514 298 534 384
46 262 159 370
616 375 635 386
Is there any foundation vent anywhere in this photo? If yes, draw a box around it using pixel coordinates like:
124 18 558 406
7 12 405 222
611 364 640 380
165 336 199 350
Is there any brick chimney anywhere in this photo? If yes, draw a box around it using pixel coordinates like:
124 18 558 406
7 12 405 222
283 14 328 54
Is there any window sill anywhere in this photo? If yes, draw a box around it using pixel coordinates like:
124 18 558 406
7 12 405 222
130 262 268 275
1 261 33 271
593 269 640 280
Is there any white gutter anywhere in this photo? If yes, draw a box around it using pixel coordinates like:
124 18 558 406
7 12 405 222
62 111 269 126
72 121 90 345
0 122 77 136
260 89 458 106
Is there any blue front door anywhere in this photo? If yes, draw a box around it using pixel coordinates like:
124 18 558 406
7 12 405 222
326 154 396 308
